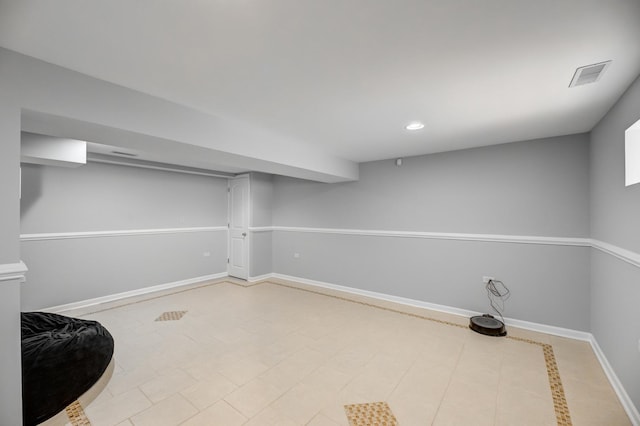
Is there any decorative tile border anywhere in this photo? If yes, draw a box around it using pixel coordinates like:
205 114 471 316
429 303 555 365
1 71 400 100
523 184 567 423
65 400 91 426
268 280 572 426
155 310 187 321
60 279 573 425
344 401 398 426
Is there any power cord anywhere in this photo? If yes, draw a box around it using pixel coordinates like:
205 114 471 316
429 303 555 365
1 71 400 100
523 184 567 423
486 279 510 324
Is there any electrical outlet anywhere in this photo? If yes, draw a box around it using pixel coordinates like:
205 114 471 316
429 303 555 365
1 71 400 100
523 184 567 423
483 276 495 284
203 251 211 257
294 253 300 259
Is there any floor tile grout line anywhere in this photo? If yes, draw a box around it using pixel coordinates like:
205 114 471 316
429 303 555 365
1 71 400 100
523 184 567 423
429 340 466 426
66 278 573 425
265 280 573 426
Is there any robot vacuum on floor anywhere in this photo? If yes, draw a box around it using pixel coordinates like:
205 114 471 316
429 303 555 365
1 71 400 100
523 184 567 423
469 314 507 337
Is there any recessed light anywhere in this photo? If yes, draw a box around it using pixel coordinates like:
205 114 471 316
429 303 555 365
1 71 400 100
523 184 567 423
405 122 424 131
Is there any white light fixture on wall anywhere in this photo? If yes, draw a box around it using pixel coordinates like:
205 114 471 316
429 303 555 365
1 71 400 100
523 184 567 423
625 118 640 186
405 122 424 131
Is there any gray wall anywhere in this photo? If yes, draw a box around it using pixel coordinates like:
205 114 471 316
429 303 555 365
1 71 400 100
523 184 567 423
590 74 640 410
272 134 592 330
20 162 228 310
0 56 25 425
273 134 590 237
250 173 274 277
21 162 227 233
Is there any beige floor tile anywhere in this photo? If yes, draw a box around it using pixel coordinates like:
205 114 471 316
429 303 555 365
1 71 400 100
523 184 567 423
129 393 197 426
217 357 270 386
270 382 334 424
107 365 157 396
307 412 341 426
243 406 299 426
85 388 152 426
496 389 555 426
179 372 238 410
139 369 198 403
180 400 246 426
433 378 497 426
223 378 286 418
115 420 133 426
62 279 631 426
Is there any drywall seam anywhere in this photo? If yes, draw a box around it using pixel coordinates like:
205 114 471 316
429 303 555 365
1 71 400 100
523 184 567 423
20 226 227 241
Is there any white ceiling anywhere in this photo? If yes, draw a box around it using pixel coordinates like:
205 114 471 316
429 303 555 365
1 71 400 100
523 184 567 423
2 0 640 165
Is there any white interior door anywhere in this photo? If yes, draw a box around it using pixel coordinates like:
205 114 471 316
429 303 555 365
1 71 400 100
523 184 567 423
228 175 249 279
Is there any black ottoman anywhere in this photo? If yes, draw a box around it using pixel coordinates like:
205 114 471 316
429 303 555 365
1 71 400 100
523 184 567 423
21 312 114 426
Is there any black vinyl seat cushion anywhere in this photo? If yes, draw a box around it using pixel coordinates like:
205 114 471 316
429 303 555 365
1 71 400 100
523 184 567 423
21 312 114 426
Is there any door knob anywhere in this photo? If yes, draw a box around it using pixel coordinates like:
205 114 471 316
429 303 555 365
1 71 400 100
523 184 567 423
242 232 247 237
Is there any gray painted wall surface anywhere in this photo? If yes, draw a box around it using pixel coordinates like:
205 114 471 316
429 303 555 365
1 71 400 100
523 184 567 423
273 231 590 330
20 162 228 310
273 134 590 237
251 232 273 278
590 75 640 410
21 162 227 233
250 173 274 277
21 231 226 310
272 134 591 330
250 173 274 227
0 73 24 422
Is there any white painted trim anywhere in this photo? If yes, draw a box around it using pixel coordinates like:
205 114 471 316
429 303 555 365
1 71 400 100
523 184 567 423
591 239 640 269
248 273 275 283
20 226 227 241
43 272 228 313
0 261 28 283
248 227 273 233
262 225 591 247
269 273 592 341
590 337 640 426
261 225 640 269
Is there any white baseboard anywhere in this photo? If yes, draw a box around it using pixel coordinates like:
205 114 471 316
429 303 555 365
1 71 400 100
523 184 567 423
248 273 275 283
589 337 640 426
268 272 636 424
43 272 228 313
270 273 591 340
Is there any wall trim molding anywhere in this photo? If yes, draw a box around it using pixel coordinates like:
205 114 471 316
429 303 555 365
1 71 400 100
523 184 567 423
20 226 228 241
248 227 274 233
0 261 28 283
257 225 592 247
591 239 640 269
589 336 640 426
256 225 640 269
43 272 228 313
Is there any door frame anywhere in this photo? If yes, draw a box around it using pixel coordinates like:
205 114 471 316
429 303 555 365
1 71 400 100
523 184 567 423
227 174 251 279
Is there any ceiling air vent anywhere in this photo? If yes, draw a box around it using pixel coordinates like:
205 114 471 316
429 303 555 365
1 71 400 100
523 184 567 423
569 61 611 87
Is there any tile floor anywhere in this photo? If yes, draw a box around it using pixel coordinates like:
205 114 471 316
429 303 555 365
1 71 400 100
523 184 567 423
46 278 630 425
